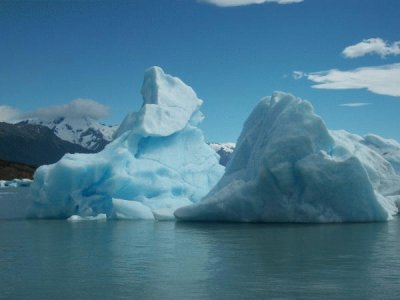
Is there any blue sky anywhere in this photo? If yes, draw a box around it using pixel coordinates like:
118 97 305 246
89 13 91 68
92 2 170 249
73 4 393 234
0 0 399 142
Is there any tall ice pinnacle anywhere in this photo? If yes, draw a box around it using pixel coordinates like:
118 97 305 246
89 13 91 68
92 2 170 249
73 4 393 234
115 66 204 138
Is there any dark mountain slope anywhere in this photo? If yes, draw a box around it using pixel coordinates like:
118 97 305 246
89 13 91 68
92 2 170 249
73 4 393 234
0 122 93 166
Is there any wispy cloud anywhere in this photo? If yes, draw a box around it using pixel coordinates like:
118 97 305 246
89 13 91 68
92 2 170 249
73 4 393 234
305 63 400 97
0 99 110 123
292 71 305 80
0 106 20 122
339 102 371 107
343 38 400 58
22 99 110 121
199 0 303 7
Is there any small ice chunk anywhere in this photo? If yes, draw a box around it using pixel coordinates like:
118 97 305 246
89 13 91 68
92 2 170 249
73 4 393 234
67 214 107 221
152 208 176 221
111 198 154 220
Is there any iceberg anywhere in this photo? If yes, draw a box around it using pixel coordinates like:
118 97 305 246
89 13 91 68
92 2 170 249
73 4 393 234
175 92 400 223
29 67 224 219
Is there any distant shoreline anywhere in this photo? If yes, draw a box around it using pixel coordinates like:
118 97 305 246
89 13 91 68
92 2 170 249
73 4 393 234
0 159 37 180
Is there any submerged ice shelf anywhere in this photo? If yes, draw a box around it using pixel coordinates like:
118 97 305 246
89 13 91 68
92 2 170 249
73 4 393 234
29 67 224 220
175 92 400 223
29 67 400 223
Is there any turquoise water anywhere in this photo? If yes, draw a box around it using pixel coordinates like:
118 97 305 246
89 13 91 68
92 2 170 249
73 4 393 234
1 189 400 299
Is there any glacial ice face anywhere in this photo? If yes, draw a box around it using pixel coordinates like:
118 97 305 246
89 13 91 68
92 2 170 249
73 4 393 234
29 67 224 219
175 92 399 223
330 130 400 213
362 134 400 175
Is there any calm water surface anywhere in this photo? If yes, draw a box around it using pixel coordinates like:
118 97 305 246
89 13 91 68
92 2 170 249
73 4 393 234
1 189 400 299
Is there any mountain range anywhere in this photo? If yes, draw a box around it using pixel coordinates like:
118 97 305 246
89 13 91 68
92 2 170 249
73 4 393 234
22 116 118 151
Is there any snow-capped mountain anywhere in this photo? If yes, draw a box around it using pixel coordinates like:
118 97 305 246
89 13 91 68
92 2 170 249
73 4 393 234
208 143 236 166
20 117 118 151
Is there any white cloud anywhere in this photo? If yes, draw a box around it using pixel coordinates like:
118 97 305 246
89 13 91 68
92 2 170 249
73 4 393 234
292 71 304 80
22 99 110 121
343 38 400 58
0 99 110 123
306 63 400 97
199 0 303 7
339 102 370 107
0 106 20 122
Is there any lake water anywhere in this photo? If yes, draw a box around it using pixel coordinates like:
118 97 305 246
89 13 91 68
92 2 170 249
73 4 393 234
1 188 400 299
